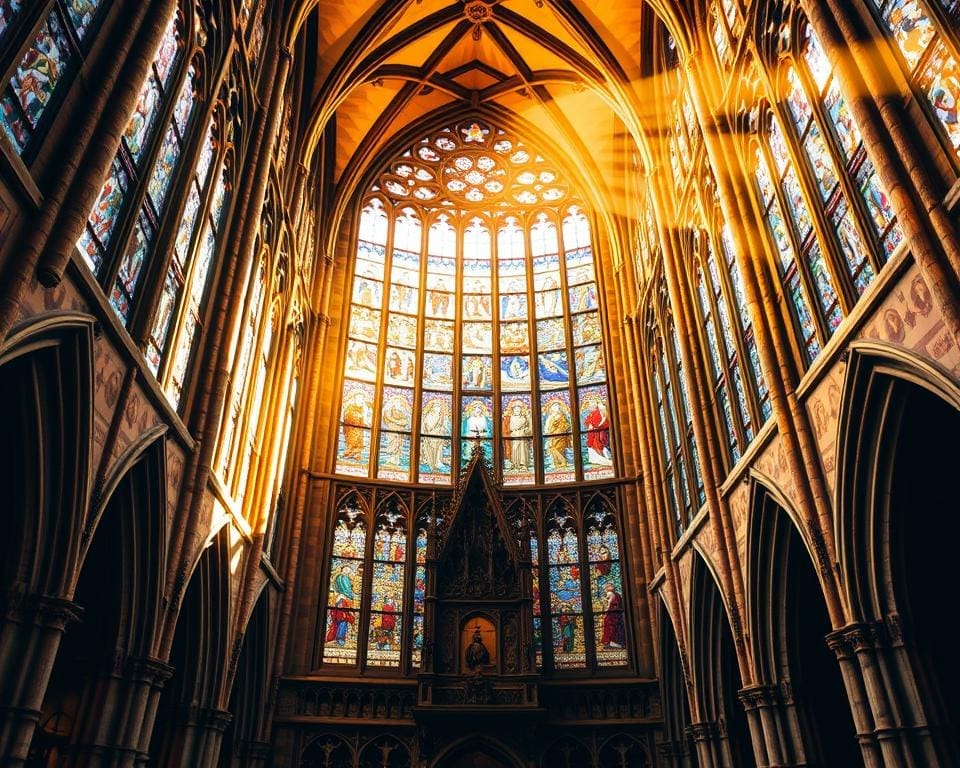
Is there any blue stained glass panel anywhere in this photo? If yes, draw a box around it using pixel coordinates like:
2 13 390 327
124 76 162 165
66 0 103 42
0 1 22 40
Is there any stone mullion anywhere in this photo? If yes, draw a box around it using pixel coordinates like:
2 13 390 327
0 594 81 766
0 0 164 336
804 0 960 329
685 53 845 627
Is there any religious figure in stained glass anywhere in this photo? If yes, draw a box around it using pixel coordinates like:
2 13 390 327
326 564 357 646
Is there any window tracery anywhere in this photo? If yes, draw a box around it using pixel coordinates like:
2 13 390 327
336 122 615 486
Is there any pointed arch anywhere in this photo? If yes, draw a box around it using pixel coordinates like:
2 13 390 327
687 552 754 766
746 476 861 766
834 340 960 763
658 597 697 767
0 313 94 598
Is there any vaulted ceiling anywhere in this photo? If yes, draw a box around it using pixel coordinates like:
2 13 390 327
294 0 675 259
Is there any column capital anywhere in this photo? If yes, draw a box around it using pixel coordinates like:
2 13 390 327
3 590 82 630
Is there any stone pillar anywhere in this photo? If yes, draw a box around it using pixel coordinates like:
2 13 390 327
658 737 697 768
60 656 172 768
0 593 80 766
163 705 233 768
688 721 724 768
827 623 937 768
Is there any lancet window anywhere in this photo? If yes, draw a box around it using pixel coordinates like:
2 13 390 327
0 0 108 158
868 0 960 162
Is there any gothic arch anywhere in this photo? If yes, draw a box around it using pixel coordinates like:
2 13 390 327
687 552 754 767
29 434 169 763
658 597 697 767
745 477 862 766
220 584 273 765
835 340 960 765
0 313 93 598
150 526 233 763
430 734 525 768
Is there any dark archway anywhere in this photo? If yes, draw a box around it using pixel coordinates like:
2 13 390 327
150 527 231 765
219 586 272 767
27 438 166 765
748 485 860 767
689 554 754 768
0 317 92 597
658 600 697 768
432 737 524 768
886 384 960 764
836 343 960 766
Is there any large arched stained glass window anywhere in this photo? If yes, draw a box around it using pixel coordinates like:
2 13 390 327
868 0 960 161
335 121 616 486
0 0 108 158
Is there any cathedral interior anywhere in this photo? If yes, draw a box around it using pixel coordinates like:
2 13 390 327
1 0 959 765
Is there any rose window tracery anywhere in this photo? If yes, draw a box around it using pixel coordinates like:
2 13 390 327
377 121 569 209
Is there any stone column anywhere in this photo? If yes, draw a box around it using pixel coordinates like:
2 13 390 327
688 720 724 768
0 593 80 766
827 623 937 768
61 656 172 768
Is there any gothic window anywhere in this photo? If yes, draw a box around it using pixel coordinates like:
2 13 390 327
219 257 268 483
0 0 108 158
147 106 233 406
586 499 627 667
323 496 368 665
709 0 743 67
719 223 772 423
649 316 703 536
531 526 543 668
754 110 839 362
78 6 207 336
335 121 616 486
366 500 406 668
411 517 427 667
868 0 960 161
798 23 904 260
545 503 586 669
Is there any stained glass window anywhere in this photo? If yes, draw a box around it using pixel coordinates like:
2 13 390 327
755 112 837 362
545 505 586 669
531 528 543 668
79 8 203 336
586 500 627 667
336 121 616 486
649 318 703 537
411 520 427 667
219 261 267 482
868 0 960 161
1 0 106 157
367 501 406 667
799 24 905 261
323 498 367 665
710 0 742 67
